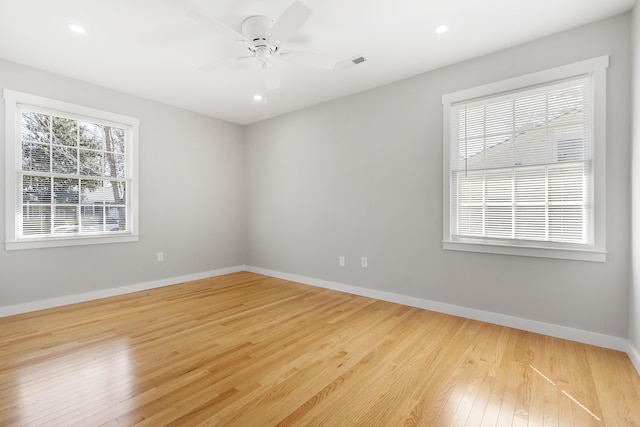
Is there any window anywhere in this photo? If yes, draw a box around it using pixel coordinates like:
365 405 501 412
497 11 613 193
4 90 139 250
442 57 608 262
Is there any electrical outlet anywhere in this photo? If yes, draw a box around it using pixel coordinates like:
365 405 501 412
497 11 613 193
361 257 368 268
157 252 164 262
339 256 345 267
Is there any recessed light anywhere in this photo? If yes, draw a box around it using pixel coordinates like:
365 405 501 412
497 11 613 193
253 94 263 101
68 24 86 34
435 25 449 34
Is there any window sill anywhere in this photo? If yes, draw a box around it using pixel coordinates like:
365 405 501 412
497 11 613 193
6 234 139 250
442 240 606 262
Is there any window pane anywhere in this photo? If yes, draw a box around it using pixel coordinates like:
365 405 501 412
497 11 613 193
548 164 586 203
109 207 126 231
107 181 126 204
80 205 105 232
53 178 79 204
457 206 483 236
79 121 106 150
548 84 584 120
22 142 51 172
515 92 546 131
104 154 125 178
22 112 51 144
549 205 585 243
464 105 485 138
80 149 104 176
52 116 78 146
23 206 51 235
23 175 51 203
460 137 486 169
485 99 513 135
515 206 546 240
457 171 484 204
482 134 512 169
110 128 126 154
485 206 513 238
52 146 78 174
485 170 512 204
53 206 78 233
81 178 107 204
514 168 546 203
81 180 126 205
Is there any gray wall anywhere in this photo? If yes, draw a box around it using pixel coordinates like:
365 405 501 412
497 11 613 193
631 6 640 356
0 59 246 305
245 13 632 338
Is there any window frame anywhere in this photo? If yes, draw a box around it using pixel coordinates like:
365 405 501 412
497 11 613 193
442 56 608 262
4 89 140 250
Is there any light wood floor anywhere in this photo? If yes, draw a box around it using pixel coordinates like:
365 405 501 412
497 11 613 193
0 272 638 426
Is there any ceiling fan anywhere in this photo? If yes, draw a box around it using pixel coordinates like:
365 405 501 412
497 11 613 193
189 1 346 91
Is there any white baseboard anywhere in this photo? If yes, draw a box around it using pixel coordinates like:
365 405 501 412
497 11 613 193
0 265 245 318
246 266 630 354
628 342 640 376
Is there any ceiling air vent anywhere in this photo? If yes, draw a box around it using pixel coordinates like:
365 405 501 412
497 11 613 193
337 55 367 70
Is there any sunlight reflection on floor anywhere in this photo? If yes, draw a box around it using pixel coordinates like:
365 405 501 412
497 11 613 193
529 364 601 422
16 341 135 424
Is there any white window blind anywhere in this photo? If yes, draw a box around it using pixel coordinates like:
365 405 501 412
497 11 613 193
449 76 593 247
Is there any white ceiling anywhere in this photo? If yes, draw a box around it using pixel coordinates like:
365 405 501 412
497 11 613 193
0 0 635 125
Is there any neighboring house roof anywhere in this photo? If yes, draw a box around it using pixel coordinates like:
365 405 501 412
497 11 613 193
82 185 116 203
460 108 586 171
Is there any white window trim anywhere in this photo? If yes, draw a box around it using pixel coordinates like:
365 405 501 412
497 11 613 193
4 89 140 250
442 56 608 262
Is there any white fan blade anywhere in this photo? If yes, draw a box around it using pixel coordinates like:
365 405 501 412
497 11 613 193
269 1 311 42
183 1 252 45
264 64 281 91
279 51 337 70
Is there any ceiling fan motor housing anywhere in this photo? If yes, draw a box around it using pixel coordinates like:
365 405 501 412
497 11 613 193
241 15 281 64
201 1 340 90
242 16 277 45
